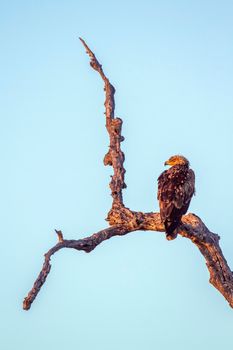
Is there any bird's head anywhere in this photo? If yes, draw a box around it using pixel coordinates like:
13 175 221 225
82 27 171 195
164 155 190 167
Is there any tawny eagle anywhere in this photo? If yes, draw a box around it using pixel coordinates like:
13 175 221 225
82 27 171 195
157 155 195 240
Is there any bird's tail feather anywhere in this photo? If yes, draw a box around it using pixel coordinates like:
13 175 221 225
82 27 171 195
164 220 179 240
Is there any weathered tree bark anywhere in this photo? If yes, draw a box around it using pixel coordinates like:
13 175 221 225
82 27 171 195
23 39 233 310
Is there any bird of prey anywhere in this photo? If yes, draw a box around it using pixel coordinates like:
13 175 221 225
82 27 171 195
157 155 195 240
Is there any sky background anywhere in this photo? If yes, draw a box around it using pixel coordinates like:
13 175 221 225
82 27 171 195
1 0 233 349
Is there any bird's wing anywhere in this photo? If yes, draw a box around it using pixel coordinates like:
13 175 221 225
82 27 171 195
175 168 195 208
158 168 195 221
157 170 177 220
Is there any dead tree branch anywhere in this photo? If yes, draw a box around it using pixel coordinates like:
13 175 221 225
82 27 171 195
23 39 233 310
79 38 126 208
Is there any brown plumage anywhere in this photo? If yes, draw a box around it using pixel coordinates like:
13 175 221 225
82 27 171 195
157 155 195 240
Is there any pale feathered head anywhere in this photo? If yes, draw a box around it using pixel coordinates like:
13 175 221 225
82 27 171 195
164 155 190 167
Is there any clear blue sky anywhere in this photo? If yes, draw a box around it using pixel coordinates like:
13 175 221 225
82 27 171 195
1 0 233 349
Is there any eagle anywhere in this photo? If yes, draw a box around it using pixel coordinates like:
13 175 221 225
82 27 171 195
157 155 195 240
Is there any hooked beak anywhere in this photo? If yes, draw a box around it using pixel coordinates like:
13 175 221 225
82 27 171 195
164 160 169 166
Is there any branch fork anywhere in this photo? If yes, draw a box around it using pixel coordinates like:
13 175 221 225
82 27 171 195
23 39 233 310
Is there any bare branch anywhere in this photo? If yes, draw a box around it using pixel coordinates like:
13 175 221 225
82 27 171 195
79 38 126 209
180 215 233 308
23 210 233 310
23 38 233 310
23 225 133 310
